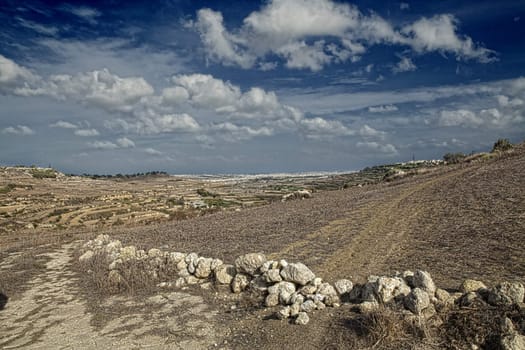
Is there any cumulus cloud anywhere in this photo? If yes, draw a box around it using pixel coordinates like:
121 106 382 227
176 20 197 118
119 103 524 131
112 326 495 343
88 140 119 150
402 15 496 62
438 107 524 128
359 124 385 137
192 0 495 71
1 54 354 142
392 57 417 73
145 147 162 155
74 128 100 137
368 104 398 113
0 55 40 94
50 120 78 129
2 125 35 135
356 141 398 154
116 137 135 148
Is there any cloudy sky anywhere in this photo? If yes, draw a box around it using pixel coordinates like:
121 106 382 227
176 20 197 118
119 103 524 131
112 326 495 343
0 0 524 174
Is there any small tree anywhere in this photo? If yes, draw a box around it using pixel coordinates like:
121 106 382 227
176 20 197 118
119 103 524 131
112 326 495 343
492 138 513 152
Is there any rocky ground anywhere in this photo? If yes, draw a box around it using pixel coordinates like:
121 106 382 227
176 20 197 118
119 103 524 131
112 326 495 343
0 144 524 349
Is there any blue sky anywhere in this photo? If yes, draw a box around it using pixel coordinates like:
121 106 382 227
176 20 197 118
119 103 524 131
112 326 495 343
0 0 524 174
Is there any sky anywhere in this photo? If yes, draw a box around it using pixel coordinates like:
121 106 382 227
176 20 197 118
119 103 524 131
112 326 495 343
0 0 524 174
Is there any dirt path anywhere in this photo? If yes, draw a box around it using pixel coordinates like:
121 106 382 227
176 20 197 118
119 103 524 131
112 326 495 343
0 243 223 349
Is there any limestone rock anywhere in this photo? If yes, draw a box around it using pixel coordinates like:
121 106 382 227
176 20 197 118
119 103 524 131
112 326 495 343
120 246 137 261
194 258 213 278
264 269 283 283
175 259 187 271
435 288 451 302
105 240 122 260
235 253 267 276
215 264 236 285
374 276 411 304
290 293 305 305
295 312 310 325
412 270 436 295
277 306 291 320
334 279 353 296
147 248 163 258
185 275 200 285
301 300 316 313
317 283 337 297
265 293 280 307
79 250 94 264
357 301 379 313
488 282 525 305
280 263 315 286
501 333 525 350
210 258 223 271
405 288 430 314
460 279 487 293
290 302 301 317
168 252 186 265
299 284 318 296
231 273 250 293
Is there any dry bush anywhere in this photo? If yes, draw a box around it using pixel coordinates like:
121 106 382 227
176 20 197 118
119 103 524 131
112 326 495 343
440 304 525 350
344 307 434 350
79 251 157 296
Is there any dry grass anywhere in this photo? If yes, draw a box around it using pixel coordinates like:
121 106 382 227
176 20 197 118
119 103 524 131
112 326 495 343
342 307 435 349
0 251 48 299
440 303 525 350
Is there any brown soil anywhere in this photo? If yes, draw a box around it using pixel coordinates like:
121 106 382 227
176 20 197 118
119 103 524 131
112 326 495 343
1 145 524 349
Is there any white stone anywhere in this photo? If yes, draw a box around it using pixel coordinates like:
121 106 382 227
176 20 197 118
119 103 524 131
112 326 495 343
334 279 353 295
214 264 236 285
235 253 267 276
280 263 316 286
295 312 310 325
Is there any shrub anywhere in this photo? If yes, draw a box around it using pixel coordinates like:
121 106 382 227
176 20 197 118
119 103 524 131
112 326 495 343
30 168 57 179
443 152 466 164
492 138 513 153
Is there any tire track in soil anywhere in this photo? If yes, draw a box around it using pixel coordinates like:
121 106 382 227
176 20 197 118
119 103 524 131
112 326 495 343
274 167 471 282
0 243 223 349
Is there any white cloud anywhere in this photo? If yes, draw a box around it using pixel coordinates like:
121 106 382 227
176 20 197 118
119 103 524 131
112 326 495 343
88 140 119 150
0 55 40 93
400 2 410 10
212 122 274 141
193 0 495 70
2 125 35 135
116 137 135 148
359 124 385 137
276 40 332 71
402 15 496 62
60 5 101 25
392 57 417 73
50 120 78 129
368 104 398 113
194 9 255 68
173 73 240 109
299 117 354 138
438 107 523 128
74 128 100 137
145 147 162 155
439 109 483 127
356 141 398 154
16 17 58 36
